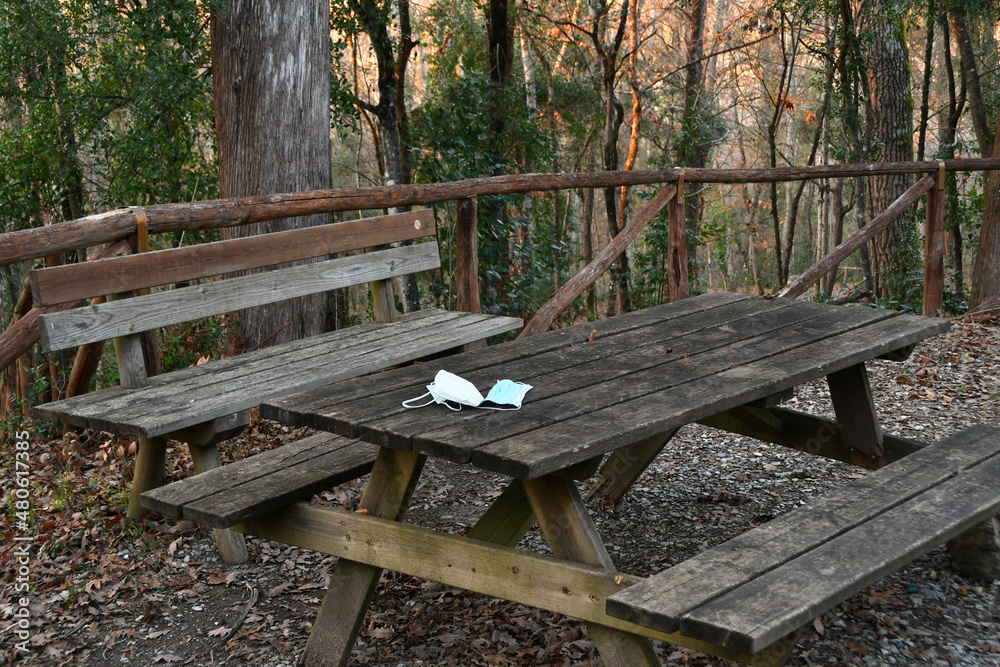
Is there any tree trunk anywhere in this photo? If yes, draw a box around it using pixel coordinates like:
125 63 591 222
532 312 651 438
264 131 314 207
949 8 994 158
861 0 914 302
211 0 331 350
679 0 709 290
482 0 515 314
970 113 1000 309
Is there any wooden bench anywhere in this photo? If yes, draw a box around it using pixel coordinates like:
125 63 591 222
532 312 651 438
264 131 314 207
140 423 1000 666
607 424 1000 661
30 210 521 562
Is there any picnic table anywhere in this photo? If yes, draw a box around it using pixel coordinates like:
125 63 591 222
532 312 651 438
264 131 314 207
146 291 1000 665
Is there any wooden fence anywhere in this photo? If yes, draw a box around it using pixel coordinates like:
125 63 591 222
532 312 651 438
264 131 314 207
3 157 999 386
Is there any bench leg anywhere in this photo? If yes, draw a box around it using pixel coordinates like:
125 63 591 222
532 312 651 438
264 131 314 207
586 429 679 505
523 475 660 667
189 443 249 565
127 436 168 520
947 514 1000 581
301 448 426 667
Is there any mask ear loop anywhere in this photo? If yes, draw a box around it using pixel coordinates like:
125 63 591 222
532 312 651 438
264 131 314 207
402 392 465 410
402 392 436 408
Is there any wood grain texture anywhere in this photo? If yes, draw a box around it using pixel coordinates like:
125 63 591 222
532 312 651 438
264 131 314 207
36 310 521 438
29 211 434 306
414 304 887 470
301 448 425 667
606 425 1000 644
141 432 376 528
682 434 1000 652
262 291 751 430
235 501 767 664
826 363 884 460
522 475 660 666
38 243 441 350
471 310 948 478
337 296 802 454
6 159 1000 268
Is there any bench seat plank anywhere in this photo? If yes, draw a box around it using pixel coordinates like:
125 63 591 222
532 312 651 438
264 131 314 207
606 425 1000 654
34 310 521 438
38 244 441 350
141 432 378 529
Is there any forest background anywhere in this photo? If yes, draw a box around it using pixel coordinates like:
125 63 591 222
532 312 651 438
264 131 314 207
1 0 999 403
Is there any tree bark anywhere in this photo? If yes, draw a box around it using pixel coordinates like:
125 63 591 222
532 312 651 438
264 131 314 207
949 8 994 158
970 113 1000 309
679 0 710 289
211 0 331 350
861 0 914 301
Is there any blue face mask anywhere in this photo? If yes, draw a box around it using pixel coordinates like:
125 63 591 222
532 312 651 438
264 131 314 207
482 379 533 409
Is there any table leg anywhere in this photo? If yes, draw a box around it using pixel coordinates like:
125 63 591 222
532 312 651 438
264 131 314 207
301 448 426 667
827 363 885 461
523 475 660 667
587 430 679 505
466 480 537 547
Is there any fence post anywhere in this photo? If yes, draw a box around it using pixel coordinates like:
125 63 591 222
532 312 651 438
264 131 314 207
922 164 946 316
668 172 689 301
455 197 481 314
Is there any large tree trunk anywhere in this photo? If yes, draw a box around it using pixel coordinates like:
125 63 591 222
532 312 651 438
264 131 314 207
211 0 331 350
861 0 914 301
970 113 1000 309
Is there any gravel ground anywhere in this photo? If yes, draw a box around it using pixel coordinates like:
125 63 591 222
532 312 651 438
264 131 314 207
4 313 999 666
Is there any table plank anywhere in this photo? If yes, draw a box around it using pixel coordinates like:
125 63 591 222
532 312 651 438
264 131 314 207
262 290 752 428
474 312 949 477
401 305 893 467
349 297 805 451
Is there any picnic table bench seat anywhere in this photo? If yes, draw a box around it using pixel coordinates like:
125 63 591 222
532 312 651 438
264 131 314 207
141 431 378 529
29 209 521 563
607 423 1000 657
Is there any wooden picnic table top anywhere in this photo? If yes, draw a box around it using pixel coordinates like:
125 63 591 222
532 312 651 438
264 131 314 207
262 291 949 479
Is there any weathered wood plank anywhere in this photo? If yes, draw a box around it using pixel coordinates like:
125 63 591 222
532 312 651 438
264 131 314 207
410 305 891 468
140 432 369 518
183 441 378 528
464 480 536 547
300 448 426 667
352 302 830 456
605 425 1000 636
587 430 680 505
30 211 434 306
235 501 769 664
683 439 1000 653
38 243 441 350
188 442 249 564
122 314 520 438
35 311 520 437
473 312 949 478
261 290 753 428
697 406 925 469
521 475 660 666
826 363 884 460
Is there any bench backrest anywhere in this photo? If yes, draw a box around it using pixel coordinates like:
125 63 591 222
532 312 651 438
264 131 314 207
33 210 437 352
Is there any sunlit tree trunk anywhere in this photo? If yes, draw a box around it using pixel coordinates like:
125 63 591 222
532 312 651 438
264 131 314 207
679 0 709 290
212 0 331 349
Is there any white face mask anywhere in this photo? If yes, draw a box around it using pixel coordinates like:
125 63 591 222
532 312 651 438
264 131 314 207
403 370 532 411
